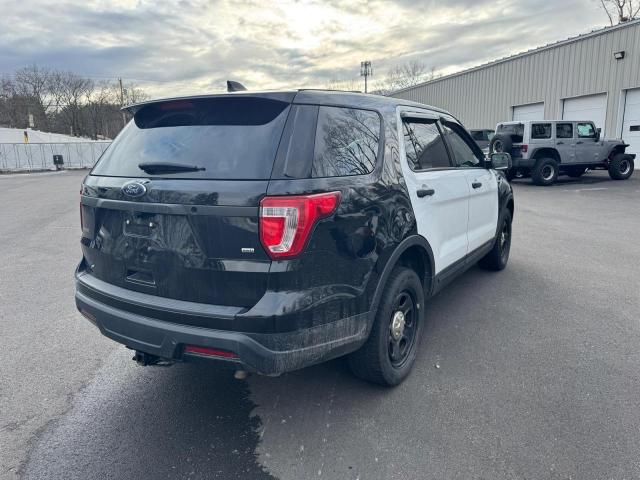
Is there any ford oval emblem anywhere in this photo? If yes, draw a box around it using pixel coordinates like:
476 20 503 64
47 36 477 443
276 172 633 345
121 181 147 198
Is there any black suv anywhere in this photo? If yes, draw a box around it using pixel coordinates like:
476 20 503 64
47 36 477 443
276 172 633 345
76 91 514 386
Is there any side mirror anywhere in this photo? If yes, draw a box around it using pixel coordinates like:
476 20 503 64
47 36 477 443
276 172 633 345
595 128 601 141
488 152 512 171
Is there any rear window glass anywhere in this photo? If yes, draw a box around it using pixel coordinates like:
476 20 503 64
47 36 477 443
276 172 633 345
496 123 524 143
556 123 573 138
531 123 552 139
311 107 380 177
91 97 290 179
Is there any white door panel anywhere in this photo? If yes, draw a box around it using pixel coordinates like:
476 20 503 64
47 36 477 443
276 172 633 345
406 170 470 273
562 94 607 135
397 109 470 275
464 169 499 253
513 103 544 121
622 88 640 157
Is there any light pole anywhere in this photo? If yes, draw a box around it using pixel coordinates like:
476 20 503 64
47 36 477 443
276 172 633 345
360 61 372 93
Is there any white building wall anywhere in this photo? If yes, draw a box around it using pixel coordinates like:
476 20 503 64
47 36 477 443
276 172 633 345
392 20 640 139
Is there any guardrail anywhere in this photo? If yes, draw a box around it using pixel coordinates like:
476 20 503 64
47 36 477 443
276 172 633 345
0 142 111 171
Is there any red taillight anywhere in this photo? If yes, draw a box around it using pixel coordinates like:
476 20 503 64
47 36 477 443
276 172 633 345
184 345 239 359
521 144 529 153
259 191 341 260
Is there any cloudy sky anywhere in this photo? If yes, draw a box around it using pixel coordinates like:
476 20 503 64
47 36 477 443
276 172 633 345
0 0 608 97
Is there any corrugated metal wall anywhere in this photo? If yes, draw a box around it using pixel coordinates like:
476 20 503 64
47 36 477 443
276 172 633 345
392 20 640 136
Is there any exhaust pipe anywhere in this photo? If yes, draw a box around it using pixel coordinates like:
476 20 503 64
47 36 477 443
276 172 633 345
133 351 173 367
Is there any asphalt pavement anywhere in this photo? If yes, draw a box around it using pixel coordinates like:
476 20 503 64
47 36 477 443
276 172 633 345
1 169 639 480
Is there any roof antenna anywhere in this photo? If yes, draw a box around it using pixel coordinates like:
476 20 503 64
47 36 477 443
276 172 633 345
227 80 247 92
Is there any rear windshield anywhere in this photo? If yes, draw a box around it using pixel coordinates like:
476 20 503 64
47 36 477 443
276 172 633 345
91 97 290 179
496 123 524 143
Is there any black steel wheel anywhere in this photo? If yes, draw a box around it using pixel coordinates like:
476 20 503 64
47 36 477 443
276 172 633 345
348 266 424 386
479 209 512 271
532 158 558 186
388 290 418 368
608 154 634 180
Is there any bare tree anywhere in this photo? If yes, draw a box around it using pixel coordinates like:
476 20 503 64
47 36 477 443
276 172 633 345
325 78 362 92
600 0 640 24
13 65 54 129
373 61 439 95
84 81 118 139
1 65 150 138
121 82 149 105
327 61 439 96
56 72 94 136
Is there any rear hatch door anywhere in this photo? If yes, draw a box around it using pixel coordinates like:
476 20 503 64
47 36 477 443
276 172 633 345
80 94 293 309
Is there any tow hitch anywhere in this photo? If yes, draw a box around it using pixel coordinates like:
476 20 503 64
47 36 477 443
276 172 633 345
132 350 173 367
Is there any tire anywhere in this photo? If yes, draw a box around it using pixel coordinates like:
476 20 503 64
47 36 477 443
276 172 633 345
531 157 558 186
566 166 587 178
479 209 512 271
348 267 425 387
490 134 512 154
608 154 634 180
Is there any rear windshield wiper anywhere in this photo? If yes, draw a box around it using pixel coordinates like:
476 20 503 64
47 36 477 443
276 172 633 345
138 162 206 174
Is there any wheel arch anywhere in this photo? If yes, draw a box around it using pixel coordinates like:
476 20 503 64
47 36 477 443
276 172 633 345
369 236 435 328
608 144 628 158
531 147 561 163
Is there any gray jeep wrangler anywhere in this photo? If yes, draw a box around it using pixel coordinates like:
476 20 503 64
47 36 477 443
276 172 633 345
490 120 635 185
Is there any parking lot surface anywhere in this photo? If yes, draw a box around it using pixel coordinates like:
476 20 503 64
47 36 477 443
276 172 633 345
1 170 639 479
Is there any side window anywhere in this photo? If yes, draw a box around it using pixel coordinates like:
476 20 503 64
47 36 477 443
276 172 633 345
531 123 552 139
402 118 451 171
577 123 596 138
440 122 483 167
311 107 380 177
556 123 573 139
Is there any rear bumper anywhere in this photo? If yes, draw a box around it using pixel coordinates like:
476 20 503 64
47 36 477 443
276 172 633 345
75 278 369 375
511 156 535 169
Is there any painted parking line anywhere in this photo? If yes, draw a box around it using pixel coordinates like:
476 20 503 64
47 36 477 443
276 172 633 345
0 170 67 179
560 187 608 192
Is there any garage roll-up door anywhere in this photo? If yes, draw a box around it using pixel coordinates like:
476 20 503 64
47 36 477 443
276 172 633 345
512 103 544 121
622 88 640 157
562 94 607 135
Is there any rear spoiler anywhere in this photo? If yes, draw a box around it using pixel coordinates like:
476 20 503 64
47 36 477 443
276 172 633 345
122 91 297 115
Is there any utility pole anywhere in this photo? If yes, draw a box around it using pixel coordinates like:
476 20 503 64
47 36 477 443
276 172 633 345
118 78 126 128
360 61 372 93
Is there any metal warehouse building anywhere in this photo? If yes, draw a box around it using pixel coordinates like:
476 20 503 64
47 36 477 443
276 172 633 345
391 19 640 156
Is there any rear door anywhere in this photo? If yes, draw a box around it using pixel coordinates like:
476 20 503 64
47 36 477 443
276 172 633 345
398 110 469 274
555 122 576 162
440 119 498 253
80 94 293 308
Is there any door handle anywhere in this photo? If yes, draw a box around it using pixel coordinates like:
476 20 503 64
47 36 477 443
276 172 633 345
416 187 435 198
557 141 564 145
472 181 482 189
576 141 583 144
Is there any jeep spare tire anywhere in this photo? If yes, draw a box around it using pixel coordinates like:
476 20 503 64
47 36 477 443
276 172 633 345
490 134 512 154
608 153 634 180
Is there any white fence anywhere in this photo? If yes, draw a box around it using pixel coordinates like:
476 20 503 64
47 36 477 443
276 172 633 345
0 142 111 171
